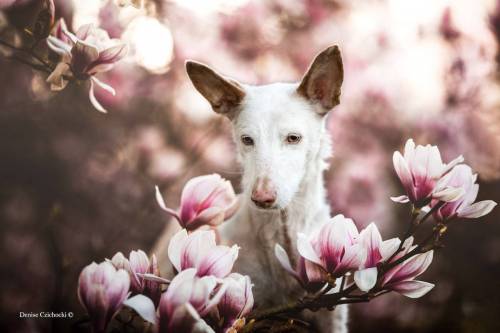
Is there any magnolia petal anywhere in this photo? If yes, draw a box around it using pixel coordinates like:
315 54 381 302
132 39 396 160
390 195 410 203
197 245 239 278
403 139 416 162
394 250 434 282
241 275 254 317
88 44 128 75
458 200 497 219
137 273 170 284
155 186 182 223
61 27 78 45
297 233 322 265
164 269 198 314
46 36 72 55
91 76 116 96
354 267 378 292
433 186 465 202
71 40 99 75
441 154 464 176
191 207 225 229
202 282 228 317
167 229 189 272
391 280 435 298
221 195 239 224
99 43 128 64
337 243 366 274
380 238 401 261
401 236 414 253
46 62 70 91
183 230 218 270
393 151 415 201
89 79 107 113
109 252 130 271
123 295 157 325
168 302 214 333
76 24 94 40
274 244 296 277
359 223 383 267
304 260 327 282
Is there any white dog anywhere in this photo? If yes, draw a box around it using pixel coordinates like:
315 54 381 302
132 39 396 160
154 45 347 333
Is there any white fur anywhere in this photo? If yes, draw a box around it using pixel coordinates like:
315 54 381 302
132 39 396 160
219 82 348 333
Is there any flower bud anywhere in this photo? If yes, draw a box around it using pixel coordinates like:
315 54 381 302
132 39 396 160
77 262 130 333
156 174 238 230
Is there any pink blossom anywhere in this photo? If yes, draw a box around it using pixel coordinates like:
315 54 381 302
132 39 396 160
46 23 127 112
156 174 238 231
168 229 239 278
109 250 162 306
391 139 465 206
159 268 224 333
295 214 366 282
353 223 401 292
217 273 254 330
77 261 130 333
431 165 497 221
381 238 435 298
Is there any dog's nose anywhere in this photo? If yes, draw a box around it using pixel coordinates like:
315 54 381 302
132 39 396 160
251 177 277 208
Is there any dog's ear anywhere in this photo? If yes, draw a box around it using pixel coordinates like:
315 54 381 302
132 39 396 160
296 45 344 115
186 61 245 117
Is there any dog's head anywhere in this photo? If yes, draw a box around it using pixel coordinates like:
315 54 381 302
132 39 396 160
186 46 343 210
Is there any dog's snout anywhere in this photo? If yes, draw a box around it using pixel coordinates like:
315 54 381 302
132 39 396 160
251 177 277 208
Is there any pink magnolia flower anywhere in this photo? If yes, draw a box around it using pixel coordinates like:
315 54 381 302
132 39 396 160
46 23 128 112
109 250 162 306
78 261 130 333
159 268 224 333
353 223 401 292
381 237 435 298
391 139 465 206
156 174 238 231
431 165 497 221
295 214 366 282
217 273 254 330
168 229 239 278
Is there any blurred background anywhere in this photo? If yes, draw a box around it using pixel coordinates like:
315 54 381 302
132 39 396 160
1 0 499 332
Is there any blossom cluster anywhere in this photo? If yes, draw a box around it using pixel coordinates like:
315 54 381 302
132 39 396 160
78 175 252 333
47 19 127 113
275 138 496 299
76 139 496 332
1 0 129 113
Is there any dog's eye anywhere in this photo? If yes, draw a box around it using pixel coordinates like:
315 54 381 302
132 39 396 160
286 133 302 144
241 135 254 146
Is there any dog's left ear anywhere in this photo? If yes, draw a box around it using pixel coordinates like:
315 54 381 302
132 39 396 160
296 45 344 115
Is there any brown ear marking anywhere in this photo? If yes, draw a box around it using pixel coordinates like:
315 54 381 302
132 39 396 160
185 61 245 116
296 45 344 115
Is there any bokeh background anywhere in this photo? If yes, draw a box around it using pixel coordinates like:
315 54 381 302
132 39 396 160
1 0 500 332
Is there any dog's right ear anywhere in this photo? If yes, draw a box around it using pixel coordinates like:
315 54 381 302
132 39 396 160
186 61 245 117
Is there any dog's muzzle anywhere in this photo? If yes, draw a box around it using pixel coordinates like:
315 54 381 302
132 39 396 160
251 177 277 209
